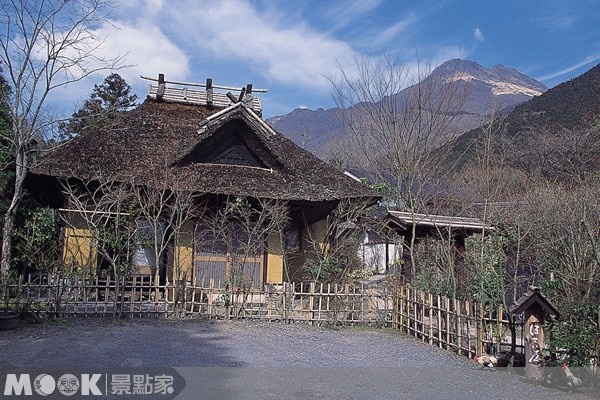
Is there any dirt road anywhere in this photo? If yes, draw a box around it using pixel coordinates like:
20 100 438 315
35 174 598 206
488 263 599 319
0 319 593 399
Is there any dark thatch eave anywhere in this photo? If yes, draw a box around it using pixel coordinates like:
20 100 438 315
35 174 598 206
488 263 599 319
509 286 560 317
33 98 377 203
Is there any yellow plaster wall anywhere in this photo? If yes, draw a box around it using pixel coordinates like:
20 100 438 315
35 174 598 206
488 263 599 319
174 220 195 281
62 226 97 274
266 232 284 284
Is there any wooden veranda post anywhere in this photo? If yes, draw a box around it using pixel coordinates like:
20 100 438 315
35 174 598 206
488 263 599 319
509 286 560 380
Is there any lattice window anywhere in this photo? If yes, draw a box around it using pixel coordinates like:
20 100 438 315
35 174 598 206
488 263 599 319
194 222 263 288
216 148 249 165
212 144 259 167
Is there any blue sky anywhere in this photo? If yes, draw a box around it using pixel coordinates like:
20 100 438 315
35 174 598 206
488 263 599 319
55 0 600 118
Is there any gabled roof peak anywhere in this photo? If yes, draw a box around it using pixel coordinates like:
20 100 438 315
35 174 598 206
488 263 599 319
142 73 265 116
197 102 277 139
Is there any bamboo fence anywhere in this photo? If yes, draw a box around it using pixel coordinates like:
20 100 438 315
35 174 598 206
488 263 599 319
4 274 525 358
391 286 525 358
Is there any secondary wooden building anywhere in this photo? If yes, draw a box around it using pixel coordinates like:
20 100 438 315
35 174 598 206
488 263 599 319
360 211 490 275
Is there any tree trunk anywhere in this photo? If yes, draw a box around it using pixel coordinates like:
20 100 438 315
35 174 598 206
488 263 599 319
1 155 27 282
1 213 15 281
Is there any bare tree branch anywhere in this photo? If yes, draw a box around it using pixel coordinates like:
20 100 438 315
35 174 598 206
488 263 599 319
1 0 127 281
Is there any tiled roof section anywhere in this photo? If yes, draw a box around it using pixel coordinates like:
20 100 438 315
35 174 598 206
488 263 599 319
33 99 376 203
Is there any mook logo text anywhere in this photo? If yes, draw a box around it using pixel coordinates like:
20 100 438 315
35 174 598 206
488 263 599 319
3 372 176 397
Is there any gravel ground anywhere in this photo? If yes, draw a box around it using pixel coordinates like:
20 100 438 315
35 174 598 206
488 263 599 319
0 318 596 399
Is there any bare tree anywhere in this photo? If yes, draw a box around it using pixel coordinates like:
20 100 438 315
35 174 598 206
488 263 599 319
61 176 137 278
196 196 289 317
0 0 125 282
302 197 373 283
131 171 202 312
522 183 600 306
454 109 536 355
60 175 139 317
525 121 600 184
330 54 470 283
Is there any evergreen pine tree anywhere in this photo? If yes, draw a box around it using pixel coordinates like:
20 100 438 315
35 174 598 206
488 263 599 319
59 73 137 139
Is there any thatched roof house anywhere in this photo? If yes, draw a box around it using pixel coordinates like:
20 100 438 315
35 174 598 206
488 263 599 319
31 77 376 286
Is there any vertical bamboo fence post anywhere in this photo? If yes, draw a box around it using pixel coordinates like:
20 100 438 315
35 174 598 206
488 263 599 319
391 286 398 329
455 298 462 355
317 283 323 322
437 294 442 348
363 285 368 325
285 282 291 323
476 301 484 357
466 299 472 358
298 282 304 321
404 286 410 335
309 282 315 325
498 305 504 351
398 286 404 331
419 291 425 343
413 288 418 339
190 282 196 316
104 277 110 317
445 296 451 350
129 277 135 319
428 293 433 345
346 284 351 325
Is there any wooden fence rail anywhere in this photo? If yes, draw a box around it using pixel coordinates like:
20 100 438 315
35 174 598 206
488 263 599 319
392 286 524 358
3 275 524 358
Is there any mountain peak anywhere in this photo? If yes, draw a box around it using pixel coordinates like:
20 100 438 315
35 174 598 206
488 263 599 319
491 64 548 91
267 59 548 157
447 62 600 177
431 59 547 98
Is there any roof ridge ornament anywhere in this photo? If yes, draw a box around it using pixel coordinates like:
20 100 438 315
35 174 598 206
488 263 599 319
197 103 277 138
142 74 266 116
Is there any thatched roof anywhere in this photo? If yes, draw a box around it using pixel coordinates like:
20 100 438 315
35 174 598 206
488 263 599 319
509 286 560 317
386 211 491 232
33 99 375 203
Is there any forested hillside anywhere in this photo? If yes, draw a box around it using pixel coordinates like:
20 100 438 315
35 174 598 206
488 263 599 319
447 63 600 179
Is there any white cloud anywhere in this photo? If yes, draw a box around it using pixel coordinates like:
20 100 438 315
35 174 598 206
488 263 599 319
14 0 502 119
324 0 384 31
371 14 418 47
165 0 357 93
93 20 190 84
33 5 189 108
474 27 484 42
90 1 189 84
534 9 575 32
105 0 467 100
49 21 189 102
537 53 600 82
116 0 164 16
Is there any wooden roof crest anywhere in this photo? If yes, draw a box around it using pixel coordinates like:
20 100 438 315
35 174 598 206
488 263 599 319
142 73 266 116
